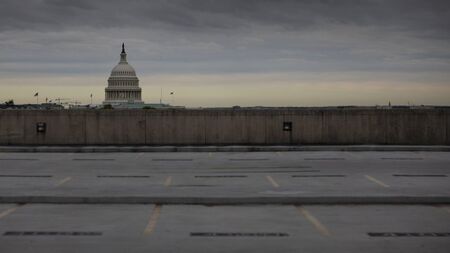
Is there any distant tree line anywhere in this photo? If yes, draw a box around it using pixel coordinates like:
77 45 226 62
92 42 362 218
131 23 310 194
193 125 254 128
4 99 14 105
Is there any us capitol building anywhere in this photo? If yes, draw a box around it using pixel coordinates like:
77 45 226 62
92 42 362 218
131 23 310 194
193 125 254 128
103 43 144 107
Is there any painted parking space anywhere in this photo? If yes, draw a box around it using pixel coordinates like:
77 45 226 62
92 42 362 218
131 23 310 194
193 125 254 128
0 204 153 237
304 205 450 239
0 150 448 253
0 151 448 200
0 204 449 252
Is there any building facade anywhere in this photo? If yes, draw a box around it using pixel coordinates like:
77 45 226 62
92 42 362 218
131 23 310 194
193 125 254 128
104 44 143 106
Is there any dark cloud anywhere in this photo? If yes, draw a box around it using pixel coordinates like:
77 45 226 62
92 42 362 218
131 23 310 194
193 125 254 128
0 0 449 76
1 0 449 34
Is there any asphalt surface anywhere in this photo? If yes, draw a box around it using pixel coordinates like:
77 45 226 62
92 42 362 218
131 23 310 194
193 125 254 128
0 204 449 252
0 151 449 203
0 151 449 252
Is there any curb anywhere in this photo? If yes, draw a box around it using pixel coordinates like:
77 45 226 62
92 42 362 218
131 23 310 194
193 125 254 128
1 145 449 152
1 196 450 205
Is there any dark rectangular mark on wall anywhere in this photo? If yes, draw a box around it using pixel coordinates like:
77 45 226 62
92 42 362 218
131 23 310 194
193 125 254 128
173 184 216 187
392 174 447 177
213 170 321 174
229 159 270 161
145 169 320 174
286 170 321 173
3 231 103 236
97 175 150 178
0 175 52 178
72 159 115 161
190 232 289 237
269 166 311 169
195 175 248 178
0 158 39 161
292 175 346 178
381 158 424 160
152 159 193 161
368 232 450 237
211 166 312 170
304 158 345 161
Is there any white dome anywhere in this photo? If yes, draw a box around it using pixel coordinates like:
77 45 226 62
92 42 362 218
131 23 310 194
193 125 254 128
111 62 136 76
109 43 138 77
104 43 143 105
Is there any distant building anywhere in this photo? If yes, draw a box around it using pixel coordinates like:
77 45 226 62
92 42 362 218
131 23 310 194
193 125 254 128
103 43 144 107
0 103 64 110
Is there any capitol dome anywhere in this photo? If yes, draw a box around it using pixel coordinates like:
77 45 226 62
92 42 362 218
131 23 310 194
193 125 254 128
111 63 136 75
104 43 143 106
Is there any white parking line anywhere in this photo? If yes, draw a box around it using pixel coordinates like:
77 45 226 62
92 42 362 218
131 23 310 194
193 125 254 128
164 176 172 187
0 205 22 219
266 175 280 188
55 177 72 187
365 175 390 188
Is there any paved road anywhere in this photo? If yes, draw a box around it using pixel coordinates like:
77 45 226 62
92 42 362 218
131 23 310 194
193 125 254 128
0 204 449 252
0 151 449 252
0 151 449 203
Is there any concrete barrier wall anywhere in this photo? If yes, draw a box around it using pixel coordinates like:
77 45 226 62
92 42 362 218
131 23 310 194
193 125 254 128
0 109 448 145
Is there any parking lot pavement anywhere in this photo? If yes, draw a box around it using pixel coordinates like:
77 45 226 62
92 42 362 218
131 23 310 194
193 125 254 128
0 151 449 252
0 151 449 203
0 204 449 253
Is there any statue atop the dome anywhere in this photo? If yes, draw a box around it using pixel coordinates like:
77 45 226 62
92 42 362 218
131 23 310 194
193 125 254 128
121 43 125 54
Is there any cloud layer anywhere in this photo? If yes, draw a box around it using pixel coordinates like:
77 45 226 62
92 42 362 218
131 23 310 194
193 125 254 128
1 0 449 105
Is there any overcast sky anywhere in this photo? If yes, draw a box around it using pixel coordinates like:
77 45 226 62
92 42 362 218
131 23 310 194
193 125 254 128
1 0 449 106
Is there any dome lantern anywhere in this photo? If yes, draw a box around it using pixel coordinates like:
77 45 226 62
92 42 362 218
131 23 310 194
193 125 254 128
120 43 127 63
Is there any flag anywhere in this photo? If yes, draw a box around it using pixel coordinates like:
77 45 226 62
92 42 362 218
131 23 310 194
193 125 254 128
34 92 38 97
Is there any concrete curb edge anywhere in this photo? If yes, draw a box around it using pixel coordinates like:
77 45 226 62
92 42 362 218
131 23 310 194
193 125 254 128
1 145 450 152
2 196 450 205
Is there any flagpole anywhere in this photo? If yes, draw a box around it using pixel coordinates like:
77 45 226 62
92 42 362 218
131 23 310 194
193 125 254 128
170 92 175 105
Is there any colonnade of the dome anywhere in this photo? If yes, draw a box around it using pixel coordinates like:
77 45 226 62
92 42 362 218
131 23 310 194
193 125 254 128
105 90 141 100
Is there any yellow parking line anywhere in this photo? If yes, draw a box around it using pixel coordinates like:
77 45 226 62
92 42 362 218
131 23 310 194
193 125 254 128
55 177 72 187
143 204 162 235
0 205 22 219
297 206 330 236
164 176 172 187
266 175 280 188
365 175 389 188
